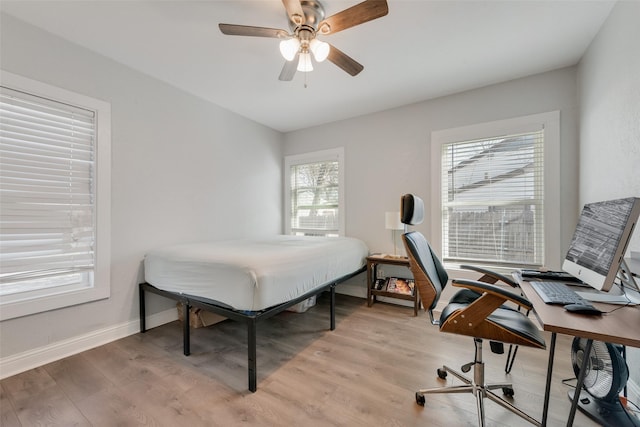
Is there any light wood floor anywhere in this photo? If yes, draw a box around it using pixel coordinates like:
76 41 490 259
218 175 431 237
1 293 604 426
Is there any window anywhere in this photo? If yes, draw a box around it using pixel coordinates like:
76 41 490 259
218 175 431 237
0 71 111 320
431 112 560 270
284 148 344 237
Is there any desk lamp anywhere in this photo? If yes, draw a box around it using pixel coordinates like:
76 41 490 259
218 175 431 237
385 211 404 257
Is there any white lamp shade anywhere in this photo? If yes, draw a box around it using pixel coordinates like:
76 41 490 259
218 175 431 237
310 39 330 62
279 38 300 61
297 52 313 72
385 212 403 230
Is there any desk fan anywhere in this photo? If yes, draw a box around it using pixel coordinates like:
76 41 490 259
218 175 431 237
569 338 640 426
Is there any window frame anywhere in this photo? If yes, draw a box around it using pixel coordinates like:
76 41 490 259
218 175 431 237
430 111 561 272
284 148 345 237
0 70 111 320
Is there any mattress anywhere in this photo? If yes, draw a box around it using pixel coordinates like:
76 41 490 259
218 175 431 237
144 235 369 311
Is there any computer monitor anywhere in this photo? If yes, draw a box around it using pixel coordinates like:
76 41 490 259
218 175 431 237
562 197 640 292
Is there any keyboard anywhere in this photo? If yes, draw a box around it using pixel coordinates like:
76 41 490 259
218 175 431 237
520 269 583 282
530 281 589 305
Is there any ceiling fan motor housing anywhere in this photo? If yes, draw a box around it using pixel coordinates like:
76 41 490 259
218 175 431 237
288 1 326 32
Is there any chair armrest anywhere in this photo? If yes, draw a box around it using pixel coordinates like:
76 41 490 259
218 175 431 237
460 264 517 287
451 278 533 311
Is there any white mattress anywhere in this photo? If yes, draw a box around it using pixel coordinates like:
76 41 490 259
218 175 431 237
144 235 369 311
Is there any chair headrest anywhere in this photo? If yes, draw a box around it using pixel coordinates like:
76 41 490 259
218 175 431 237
401 194 424 225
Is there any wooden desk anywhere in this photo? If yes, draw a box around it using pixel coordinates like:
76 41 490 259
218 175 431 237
517 276 640 426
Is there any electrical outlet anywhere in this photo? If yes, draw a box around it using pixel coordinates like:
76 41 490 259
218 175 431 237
377 268 385 279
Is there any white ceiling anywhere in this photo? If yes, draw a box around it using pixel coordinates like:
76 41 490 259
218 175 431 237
1 0 616 132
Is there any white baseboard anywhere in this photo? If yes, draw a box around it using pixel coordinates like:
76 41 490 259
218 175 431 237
0 308 177 380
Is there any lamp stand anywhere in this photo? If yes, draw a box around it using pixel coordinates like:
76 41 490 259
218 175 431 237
393 229 398 257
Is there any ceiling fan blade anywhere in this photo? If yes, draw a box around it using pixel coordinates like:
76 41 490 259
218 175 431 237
219 24 288 39
327 44 364 76
279 57 298 81
318 0 388 35
281 0 305 26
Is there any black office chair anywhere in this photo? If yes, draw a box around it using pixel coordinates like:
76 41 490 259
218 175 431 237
400 194 545 426
400 194 527 373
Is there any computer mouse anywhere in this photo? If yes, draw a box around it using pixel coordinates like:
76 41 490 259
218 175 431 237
563 303 603 315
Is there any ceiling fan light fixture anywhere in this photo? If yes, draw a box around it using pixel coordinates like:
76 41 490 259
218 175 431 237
310 38 330 62
297 51 313 72
279 38 300 61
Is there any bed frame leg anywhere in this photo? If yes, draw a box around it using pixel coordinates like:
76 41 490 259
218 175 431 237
330 284 336 331
183 301 191 356
139 283 146 333
248 318 257 392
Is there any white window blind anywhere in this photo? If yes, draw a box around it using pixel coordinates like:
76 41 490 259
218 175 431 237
0 86 96 299
285 148 344 237
441 130 544 267
289 159 340 236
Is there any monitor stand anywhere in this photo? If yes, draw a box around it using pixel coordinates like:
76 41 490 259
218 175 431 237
577 259 640 305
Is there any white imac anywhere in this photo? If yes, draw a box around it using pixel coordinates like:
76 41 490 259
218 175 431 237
562 197 640 301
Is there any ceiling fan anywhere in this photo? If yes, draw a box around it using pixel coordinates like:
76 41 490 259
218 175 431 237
219 0 389 81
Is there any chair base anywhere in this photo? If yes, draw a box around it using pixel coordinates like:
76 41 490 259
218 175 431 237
415 339 541 427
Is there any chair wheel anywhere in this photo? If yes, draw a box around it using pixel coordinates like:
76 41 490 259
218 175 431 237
437 368 447 379
415 392 425 406
502 387 514 398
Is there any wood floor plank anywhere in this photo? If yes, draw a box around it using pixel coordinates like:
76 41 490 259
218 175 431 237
0 293 611 426
0 383 21 427
1 367 57 402
43 353 114 404
3 369 91 427
74 385 162 427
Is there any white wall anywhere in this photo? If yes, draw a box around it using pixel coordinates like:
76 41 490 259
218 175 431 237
577 0 640 398
0 14 283 367
284 66 580 297
578 1 640 230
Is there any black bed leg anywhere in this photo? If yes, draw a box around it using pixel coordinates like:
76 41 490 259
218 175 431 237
330 284 336 331
139 283 147 333
248 317 257 392
183 302 191 356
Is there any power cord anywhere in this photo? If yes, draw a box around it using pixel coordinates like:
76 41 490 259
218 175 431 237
597 279 640 315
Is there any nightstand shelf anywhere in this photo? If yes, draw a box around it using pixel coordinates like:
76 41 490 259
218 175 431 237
366 254 419 316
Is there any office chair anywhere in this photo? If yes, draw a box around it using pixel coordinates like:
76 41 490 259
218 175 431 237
400 194 545 426
400 194 526 374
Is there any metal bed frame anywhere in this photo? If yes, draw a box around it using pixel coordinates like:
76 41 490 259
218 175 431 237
139 266 365 392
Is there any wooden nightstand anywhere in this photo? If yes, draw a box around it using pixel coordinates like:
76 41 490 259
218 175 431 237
366 254 420 316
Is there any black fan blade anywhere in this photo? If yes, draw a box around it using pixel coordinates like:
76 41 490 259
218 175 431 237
318 0 388 35
279 57 298 81
219 24 288 39
327 44 364 76
282 0 305 26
